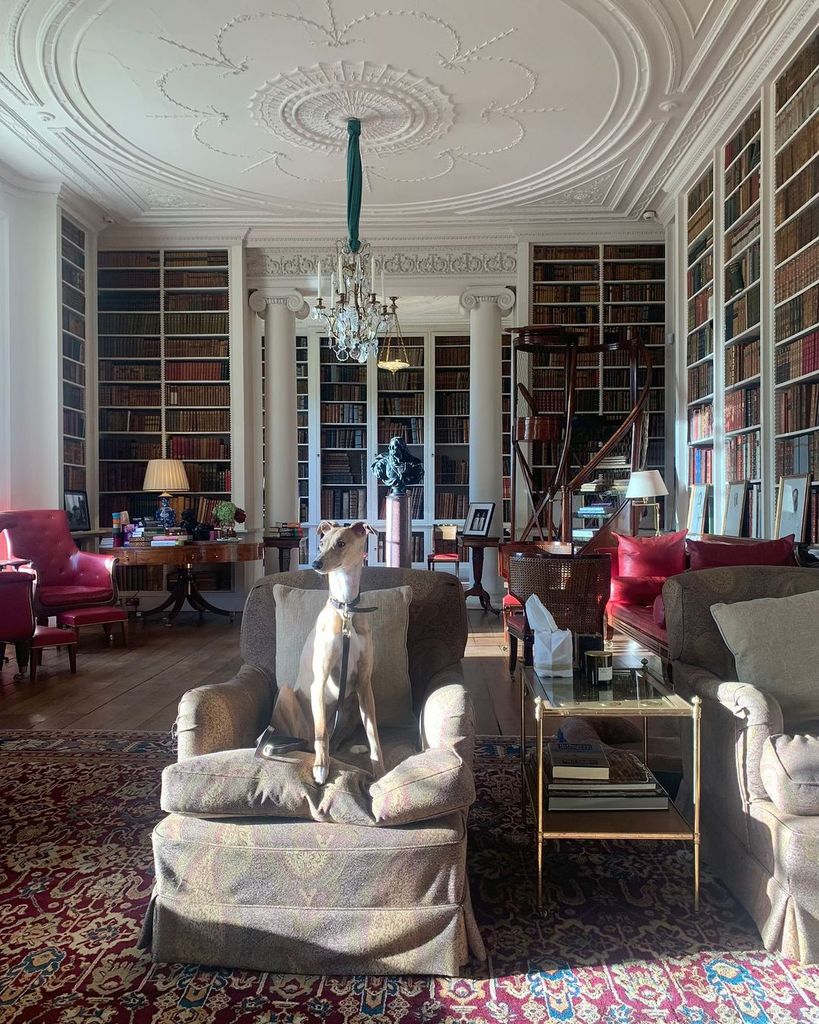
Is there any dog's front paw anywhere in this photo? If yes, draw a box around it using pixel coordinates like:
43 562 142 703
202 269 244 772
313 763 329 785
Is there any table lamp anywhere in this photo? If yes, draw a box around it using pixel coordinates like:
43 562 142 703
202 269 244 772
143 459 190 531
626 469 668 536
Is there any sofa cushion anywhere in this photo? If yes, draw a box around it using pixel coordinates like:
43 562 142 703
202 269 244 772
273 584 413 729
760 734 819 816
711 589 819 725
371 748 475 826
610 574 666 605
652 594 666 628
614 529 687 578
161 748 374 824
688 535 796 570
37 584 113 607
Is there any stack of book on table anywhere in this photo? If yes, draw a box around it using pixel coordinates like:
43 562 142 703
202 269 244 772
265 522 303 538
547 742 668 811
150 535 189 547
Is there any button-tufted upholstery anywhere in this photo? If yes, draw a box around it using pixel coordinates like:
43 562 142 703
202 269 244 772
0 510 117 617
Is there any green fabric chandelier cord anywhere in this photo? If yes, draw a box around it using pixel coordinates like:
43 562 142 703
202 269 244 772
346 118 362 253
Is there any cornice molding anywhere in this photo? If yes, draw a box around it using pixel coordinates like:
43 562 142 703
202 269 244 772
246 246 518 279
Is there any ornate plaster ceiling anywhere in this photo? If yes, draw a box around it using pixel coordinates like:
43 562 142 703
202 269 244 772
0 0 810 229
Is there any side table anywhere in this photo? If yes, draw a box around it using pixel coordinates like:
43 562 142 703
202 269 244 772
459 536 501 615
263 536 302 573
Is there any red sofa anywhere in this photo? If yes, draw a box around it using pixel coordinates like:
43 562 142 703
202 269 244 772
603 532 799 657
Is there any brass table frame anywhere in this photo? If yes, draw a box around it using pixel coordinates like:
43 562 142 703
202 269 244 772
519 659 701 912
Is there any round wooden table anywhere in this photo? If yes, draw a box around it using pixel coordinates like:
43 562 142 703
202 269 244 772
459 536 502 615
113 535 263 624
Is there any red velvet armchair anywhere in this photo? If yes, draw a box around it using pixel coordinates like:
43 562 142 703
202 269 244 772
0 511 117 619
0 571 78 680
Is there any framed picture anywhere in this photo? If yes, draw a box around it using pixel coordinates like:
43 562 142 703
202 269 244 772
722 481 748 537
462 501 495 538
64 490 90 532
687 484 710 536
775 474 811 542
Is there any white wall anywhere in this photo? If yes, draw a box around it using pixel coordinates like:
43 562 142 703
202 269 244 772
0 179 62 509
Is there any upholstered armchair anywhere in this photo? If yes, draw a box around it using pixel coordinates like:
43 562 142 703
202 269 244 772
141 567 485 976
665 566 819 963
0 570 78 680
0 511 117 619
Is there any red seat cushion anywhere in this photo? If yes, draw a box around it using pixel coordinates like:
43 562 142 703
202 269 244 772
687 535 797 570
429 553 460 562
503 594 522 610
614 529 687 578
609 602 668 647
57 606 127 627
507 611 527 636
609 575 666 605
32 625 77 648
37 585 114 608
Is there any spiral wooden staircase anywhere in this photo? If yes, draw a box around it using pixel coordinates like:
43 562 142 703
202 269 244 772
509 325 654 545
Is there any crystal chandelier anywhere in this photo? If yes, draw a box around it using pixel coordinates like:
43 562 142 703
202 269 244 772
312 118 398 363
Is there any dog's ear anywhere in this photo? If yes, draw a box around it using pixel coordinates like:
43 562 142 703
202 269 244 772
351 521 378 538
317 520 337 538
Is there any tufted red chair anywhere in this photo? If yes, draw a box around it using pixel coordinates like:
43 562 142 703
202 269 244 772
0 510 117 619
0 570 78 680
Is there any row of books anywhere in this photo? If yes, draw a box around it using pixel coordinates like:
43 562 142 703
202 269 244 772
728 432 761 479
378 396 423 415
775 330 819 384
775 199 818 264
322 404 366 424
62 282 85 314
377 487 424 518
545 743 668 812
775 33 818 108
532 284 599 304
725 246 760 300
184 465 231 492
63 334 84 363
725 139 759 194
687 324 714 365
776 159 819 225
320 365 368 384
726 211 759 259
64 466 86 490
435 492 470 518
99 269 228 289
164 312 229 335
320 488 366 519
533 264 599 282
99 291 159 312
165 410 229 431
168 436 230 459
534 245 597 261
100 362 159 383
99 464 148 490
99 410 158 432
99 439 160 459
166 385 230 406
376 533 425 562
725 108 760 165
436 394 469 415
63 309 85 339
63 382 83 412
726 287 761 341
98 270 159 289
98 250 227 269
166 360 229 380
688 403 714 440
689 444 714 485
64 438 85 465
534 306 598 325
774 282 818 342
776 433 819 475
377 369 425 391
725 338 760 385
775 240 818 304
604 264 664 281
436 456 468 485
775 116 819 183
688 199 713 242
99 338 159 358
688 289 712 331
688 362 714 400
164 293 227 312
320 384 366 402
434 344 471 367
776 382 819 434
321 428 366 448
724 172 760 230
437 424 470 444
378 421 423 444
99 385 160 406
322 452 363 484
62 235 84 270
688 231 711 266
604 389 664 413
725 386 760 432
604 283 665 302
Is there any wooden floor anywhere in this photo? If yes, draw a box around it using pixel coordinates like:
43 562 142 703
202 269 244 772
0 606 515 734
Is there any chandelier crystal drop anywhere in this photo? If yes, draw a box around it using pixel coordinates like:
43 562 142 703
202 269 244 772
311 118 399 363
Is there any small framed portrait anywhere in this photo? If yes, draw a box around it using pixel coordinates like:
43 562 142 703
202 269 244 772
462 501 495 538
775 475 811 542
722 481 748 537
687 484 710 536
64 490 90 532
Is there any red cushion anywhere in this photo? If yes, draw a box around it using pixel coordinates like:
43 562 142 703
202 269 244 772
507 611 527 636
503 594 522 610
57 606 127 627
614 530 688 578
652 594 666 628
609 575 666 606
687 535 797 570
37 585 114 607
32 625 77 648
429 553 460 562
609 602 668 646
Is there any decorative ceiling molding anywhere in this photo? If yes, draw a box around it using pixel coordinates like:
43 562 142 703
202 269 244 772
526 166 622 206
245 246 517 280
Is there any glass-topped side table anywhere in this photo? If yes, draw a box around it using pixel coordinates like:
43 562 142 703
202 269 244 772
518 656 701 912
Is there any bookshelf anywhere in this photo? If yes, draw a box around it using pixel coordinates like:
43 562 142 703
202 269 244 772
526 243 667 539
686 167 715 529
434 335 470 523
61 215 87 494
502 334 511 527
376 336 425 540
774 33 819 543
319 337 368 521
723 105 763 535
296 334 310 564
97 248 232 588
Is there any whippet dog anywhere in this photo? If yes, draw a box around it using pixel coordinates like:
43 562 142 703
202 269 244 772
271 520 385 784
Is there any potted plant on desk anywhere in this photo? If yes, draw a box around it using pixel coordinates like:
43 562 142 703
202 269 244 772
213 501 246 539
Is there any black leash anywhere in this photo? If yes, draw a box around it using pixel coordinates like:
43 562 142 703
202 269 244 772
327 593 376 745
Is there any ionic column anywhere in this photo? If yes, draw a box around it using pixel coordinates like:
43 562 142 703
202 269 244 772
249 289 309 571
459 287 516 594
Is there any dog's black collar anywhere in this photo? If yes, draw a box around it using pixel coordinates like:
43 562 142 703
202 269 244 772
329 594 376 615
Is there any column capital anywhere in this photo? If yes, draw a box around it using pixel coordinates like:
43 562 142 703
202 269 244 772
249 288 310 320
459 287 515 316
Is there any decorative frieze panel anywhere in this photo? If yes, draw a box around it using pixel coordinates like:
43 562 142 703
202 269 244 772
246 247 517 279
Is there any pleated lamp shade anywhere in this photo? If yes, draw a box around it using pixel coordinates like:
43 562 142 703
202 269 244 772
143 459 190 495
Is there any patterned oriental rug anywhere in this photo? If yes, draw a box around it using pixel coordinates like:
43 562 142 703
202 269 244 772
1 732 818 1023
